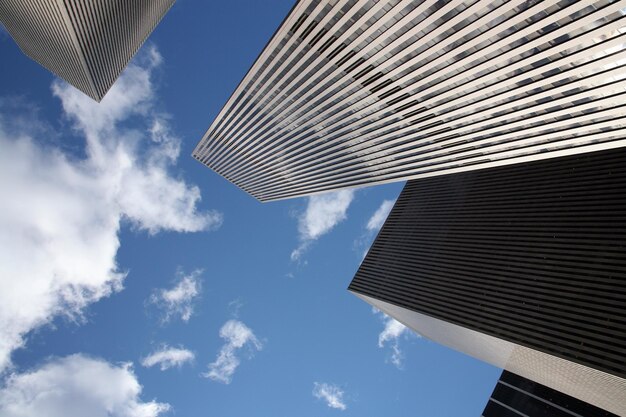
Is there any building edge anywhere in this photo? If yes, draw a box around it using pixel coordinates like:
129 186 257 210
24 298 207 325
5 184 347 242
349 290 626 416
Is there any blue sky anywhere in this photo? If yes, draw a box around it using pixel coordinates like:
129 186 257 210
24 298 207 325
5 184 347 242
0 2 501 416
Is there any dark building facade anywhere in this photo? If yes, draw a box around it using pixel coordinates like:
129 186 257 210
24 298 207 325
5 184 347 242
482 371 616 417
0 0 175 101
349 147 626 415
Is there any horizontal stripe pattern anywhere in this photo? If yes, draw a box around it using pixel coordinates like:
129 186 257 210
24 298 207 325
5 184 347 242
0 0 174 101
482 371 617 416
193 0 626 201
349 147 626 380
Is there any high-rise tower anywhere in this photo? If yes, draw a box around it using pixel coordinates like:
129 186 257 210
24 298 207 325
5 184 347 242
349 147 626 415
193 0 626 201
0 0 175 101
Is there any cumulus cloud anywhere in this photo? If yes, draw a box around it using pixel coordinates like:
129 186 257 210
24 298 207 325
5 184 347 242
0 46 221 372
141 345 194 371
150 269 202 323
373 308 416 368
51 47 222 234
203 320 262 384
0 354 170 417
291 190 355 261
312 382 347 410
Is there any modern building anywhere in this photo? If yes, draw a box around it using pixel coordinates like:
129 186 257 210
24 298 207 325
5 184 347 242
193 0 626 202
482 371 616 417
348 147 626 415
0 0 175 101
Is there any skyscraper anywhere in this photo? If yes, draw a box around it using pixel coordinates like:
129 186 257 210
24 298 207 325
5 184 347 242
348 147 626 415
482 371 616 417
0 0 175 101
193 0 626 201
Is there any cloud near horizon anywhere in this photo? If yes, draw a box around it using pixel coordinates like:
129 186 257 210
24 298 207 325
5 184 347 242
0 354 170 417
203 320 263 384
291 190 355 261
312 382 347 410
0 46 221 373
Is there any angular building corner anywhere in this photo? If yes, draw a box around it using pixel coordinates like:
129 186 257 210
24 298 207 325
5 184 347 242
482 371 618 416
348 148 626 415
0 0 175 102
192 1 626 411
193 0 626 202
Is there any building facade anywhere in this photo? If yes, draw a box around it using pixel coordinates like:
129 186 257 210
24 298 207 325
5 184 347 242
482 371 616 417
348 148 626 415
193 0 626 201
0 0 175 101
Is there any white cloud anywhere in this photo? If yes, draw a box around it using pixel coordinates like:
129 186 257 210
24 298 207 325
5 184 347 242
141 345 194 371
291 190 355 261
366 199 395 232
203 320 262 384
0 46 221 372
355 199 396 259
52 47 222 235
227 298 244 318
312 382 347 410
150 269 202 323
0 354 170 417
373 308 416 368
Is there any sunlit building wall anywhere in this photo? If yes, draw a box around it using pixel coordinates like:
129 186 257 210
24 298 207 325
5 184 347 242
0 0 175 101
193 0 626 201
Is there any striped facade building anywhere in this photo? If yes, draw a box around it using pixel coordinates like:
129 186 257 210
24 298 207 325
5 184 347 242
348 148 626 415
0 0 175 101
482 371 616 417
193 0 626 202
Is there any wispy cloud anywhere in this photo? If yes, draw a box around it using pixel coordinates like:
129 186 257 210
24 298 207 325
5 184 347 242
141 345 195 371
228 298 244 318
355 199 396 259
203 320 263 384
373 308 416 368
291 190 355 261
150 269 202 323
0 46 221 372
0 354 170 417
366 199 395 232
313 382 347 410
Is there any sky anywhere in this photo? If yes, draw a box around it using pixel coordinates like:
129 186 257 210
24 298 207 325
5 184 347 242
0 2 501 416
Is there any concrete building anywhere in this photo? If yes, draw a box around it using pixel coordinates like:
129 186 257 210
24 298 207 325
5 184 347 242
349 148 626 415
193 0 626 201
0 0 175 101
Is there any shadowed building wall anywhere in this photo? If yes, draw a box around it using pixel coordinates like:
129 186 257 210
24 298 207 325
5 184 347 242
349 148 626 415
482 371 617 417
